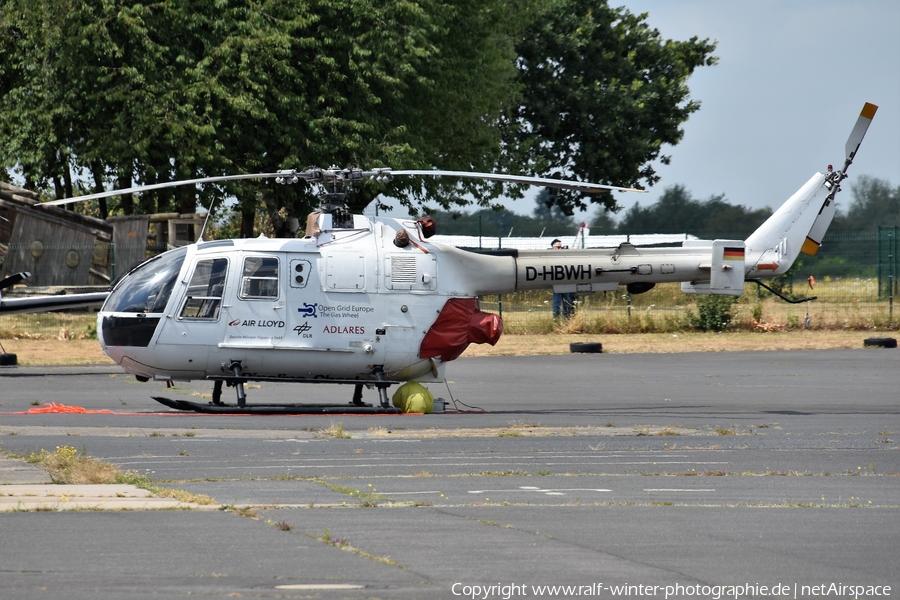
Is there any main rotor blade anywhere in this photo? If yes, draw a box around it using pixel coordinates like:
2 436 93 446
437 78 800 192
43 167 646 207
389 170 646 194
44 172 285 206
843 102 878 172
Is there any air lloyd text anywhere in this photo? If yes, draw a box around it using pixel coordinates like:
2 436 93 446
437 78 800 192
231 319 285 328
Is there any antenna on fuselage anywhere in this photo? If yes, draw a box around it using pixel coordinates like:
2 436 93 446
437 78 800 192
197 197 217 242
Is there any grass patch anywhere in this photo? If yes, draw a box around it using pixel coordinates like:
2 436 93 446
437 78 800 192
656 428 681 436
268 519 292 531
24 446 119 484
20 445 216 505
222 503 258 518
316 422 352 439
465 470 551 477
508 421 542 429
312 530 405 568
314 479 385 501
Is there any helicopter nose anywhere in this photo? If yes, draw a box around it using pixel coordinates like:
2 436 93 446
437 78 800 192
99 314 162 347
96 313 106 348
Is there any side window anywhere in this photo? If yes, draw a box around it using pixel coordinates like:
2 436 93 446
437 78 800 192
179 258 228 320
240 256 279 299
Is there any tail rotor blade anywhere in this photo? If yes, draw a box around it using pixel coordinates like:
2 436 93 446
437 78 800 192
802 102 878 256
844 102 878 172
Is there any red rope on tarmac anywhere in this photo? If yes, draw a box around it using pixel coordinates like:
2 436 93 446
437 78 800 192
2 403 480 416
25 402 115 414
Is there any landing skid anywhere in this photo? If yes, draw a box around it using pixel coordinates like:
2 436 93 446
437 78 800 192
152 396 401 415
208 363 396 410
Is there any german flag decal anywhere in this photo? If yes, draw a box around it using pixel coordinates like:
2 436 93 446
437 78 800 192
723 247 744 261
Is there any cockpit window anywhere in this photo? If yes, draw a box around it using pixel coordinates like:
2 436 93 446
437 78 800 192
179 257 228 320
240 256 279 299
103 247 188 314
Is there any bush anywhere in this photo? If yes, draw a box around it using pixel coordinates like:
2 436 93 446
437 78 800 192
689 295 739 331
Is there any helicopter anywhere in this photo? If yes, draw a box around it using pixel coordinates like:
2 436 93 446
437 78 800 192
21 102 876 413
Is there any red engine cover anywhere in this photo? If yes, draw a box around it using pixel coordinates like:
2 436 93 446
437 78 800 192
419 298 502 363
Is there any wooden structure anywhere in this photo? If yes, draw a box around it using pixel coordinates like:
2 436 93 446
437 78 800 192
0 181 207 287
0 182 112 287
107 212 206 275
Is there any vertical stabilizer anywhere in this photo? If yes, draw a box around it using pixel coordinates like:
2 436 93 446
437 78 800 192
744 103 877 276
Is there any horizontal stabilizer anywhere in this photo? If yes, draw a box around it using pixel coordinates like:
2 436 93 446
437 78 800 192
683 240 745 296
710 241 745 295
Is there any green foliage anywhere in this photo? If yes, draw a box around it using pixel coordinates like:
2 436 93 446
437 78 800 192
587 207 618 234
812 256 876 279
0 0 524 226
751 303 763 323
688 295 738 331
507 0 718 213
429 207 562 238
532 189 577 223
1 0 717 232
430 191 579 237
831 176 900 233
617 185 771 237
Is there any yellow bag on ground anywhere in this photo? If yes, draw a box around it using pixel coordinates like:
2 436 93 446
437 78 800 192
392 381 434 414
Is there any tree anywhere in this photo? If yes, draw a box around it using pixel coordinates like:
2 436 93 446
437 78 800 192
0 0 526 232
210 0 526 232
423 190 581 238
618 185 695 234
617 185 770 238
587 205 617 234
426 205 576 238
0 0 231 214
830 176 900 233
1 0 717 235
506 0 717 214
532 189 577 225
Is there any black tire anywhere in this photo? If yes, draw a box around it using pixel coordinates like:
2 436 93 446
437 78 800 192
570 342 602 354
863 337 897 348
0 353 17 366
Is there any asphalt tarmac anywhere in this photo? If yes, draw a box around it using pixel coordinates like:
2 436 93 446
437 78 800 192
1 349 898 599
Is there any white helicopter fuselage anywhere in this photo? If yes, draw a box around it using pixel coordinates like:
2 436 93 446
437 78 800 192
93 169 838 386
92 101 877 397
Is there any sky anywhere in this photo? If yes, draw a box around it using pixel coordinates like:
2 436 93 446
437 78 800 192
483 0 900 222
